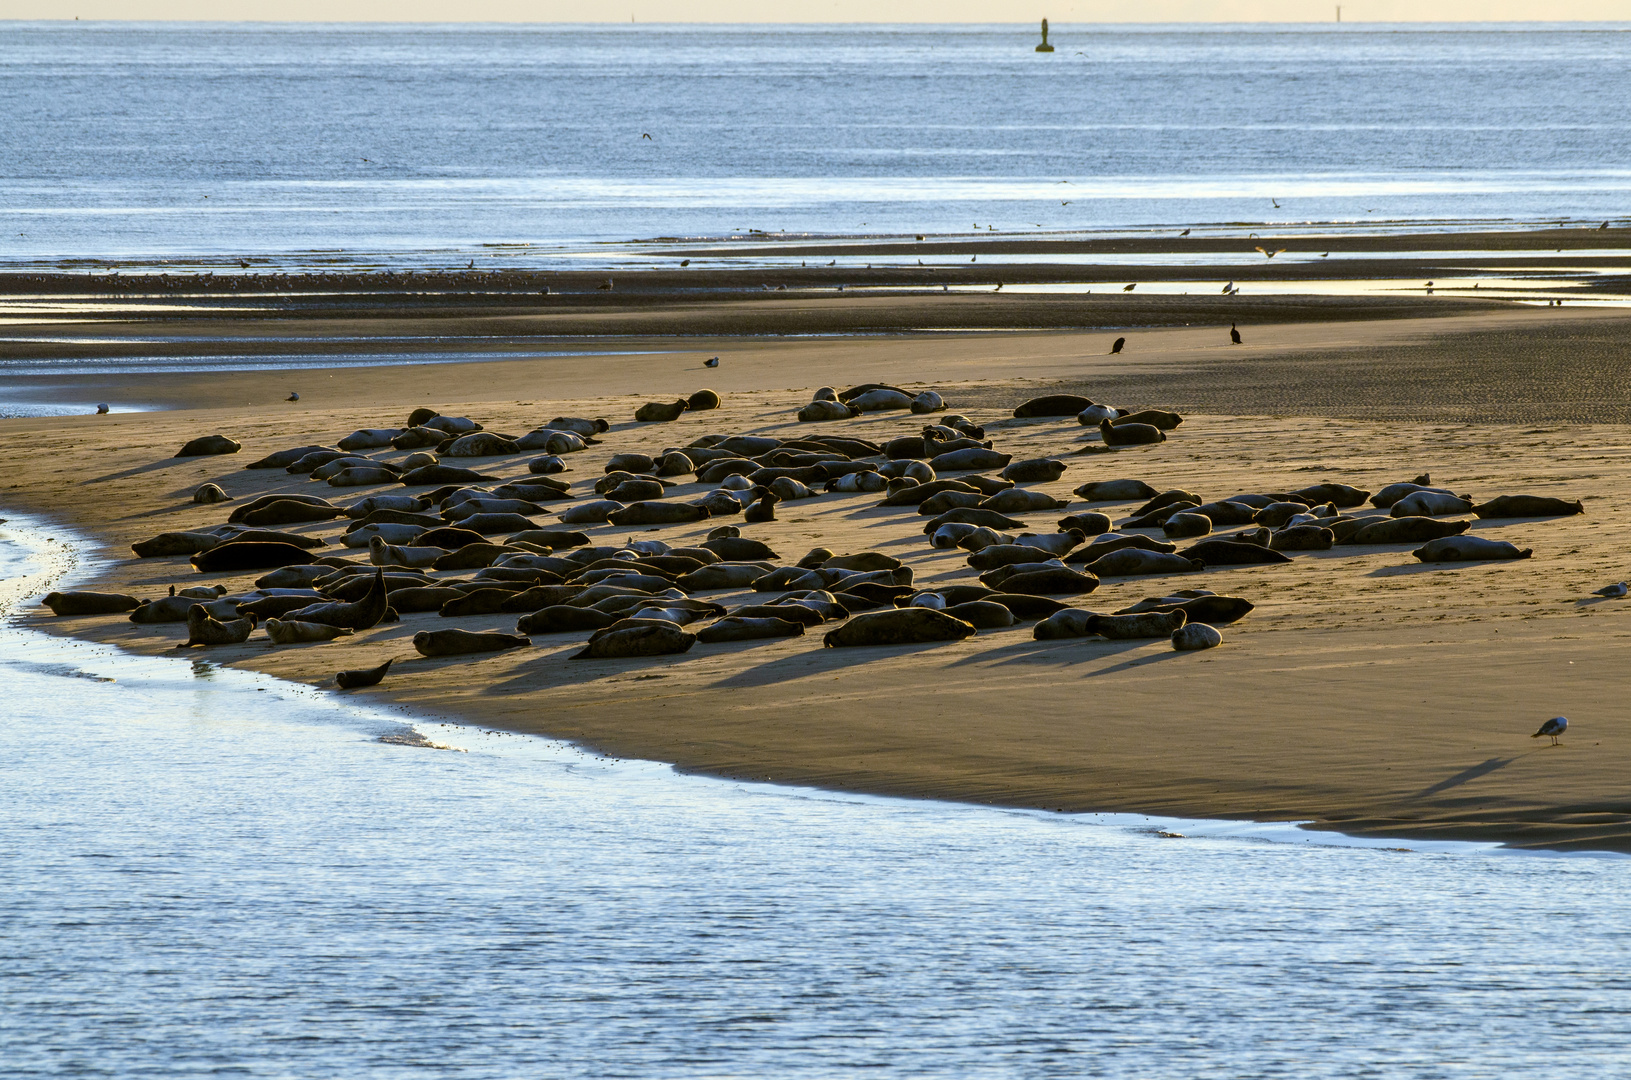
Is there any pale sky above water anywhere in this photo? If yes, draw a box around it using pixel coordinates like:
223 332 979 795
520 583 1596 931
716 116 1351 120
3 2 1628 22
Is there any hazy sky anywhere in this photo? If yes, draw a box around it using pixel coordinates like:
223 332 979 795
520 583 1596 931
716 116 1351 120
5 2 1628 22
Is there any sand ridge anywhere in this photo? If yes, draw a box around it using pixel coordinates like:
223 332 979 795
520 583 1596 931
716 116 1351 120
5 311 1631 851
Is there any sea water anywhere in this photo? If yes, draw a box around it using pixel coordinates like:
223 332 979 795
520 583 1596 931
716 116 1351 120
4 516 1631 1076
2 23 1630 269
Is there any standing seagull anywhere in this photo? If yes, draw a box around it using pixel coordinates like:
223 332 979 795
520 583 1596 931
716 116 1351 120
1593 582 1628 598
1230 323 1242 345
1109 336 1125 354
1532 716 1568 745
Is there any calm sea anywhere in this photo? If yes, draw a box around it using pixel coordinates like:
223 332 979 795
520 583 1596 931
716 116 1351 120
2 22 1630 269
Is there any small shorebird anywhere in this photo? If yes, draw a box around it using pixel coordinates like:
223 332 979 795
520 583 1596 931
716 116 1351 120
1109 336 1125 354
1532 716 1568 745
1594 582 1628 598
704 357 719 368
1123 282 1136 292
1230 324 1242 345
1222 281 1234 294
286 391 299 401
598 278 613 290
1179 228 1191 237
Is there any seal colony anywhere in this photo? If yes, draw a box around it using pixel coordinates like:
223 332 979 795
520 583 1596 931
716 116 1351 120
40 385 1586 682
13 307 1630 853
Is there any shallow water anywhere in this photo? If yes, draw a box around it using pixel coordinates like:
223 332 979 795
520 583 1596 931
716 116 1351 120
3 23 1630 269
4 516 1631 1075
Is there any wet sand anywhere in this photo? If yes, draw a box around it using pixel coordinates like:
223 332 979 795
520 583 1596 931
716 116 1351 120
6 302 1631 851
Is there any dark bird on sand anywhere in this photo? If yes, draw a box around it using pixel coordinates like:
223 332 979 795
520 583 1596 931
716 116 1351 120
598 278 614 290
1109 337 1125 354
1179 229 1191 237
1532 716 1567 745
1230 324 1242 345
1123 283 1136 292
704 356 719 368
680 259 690 266
286 391 300 402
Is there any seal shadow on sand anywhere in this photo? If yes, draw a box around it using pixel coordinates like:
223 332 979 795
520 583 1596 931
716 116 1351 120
704 639 978 690
943 634 1186 676
83 458 199 485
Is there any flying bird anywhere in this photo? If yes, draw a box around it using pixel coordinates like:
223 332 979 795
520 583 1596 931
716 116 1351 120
641 133 652 140
1532 716 1568 745
1061 201 1071 206
1230 323 1242 345
1255 246 1286 258
1593 582 1628 598
1123 283 1136 292
1271 198 1280 208
1109 336 1125 354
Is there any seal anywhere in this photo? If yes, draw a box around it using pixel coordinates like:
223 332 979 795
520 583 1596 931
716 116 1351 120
910 390 945 414
1114 409 1183 430
42 591 141 616
822 608 976 647
1162 512 1212 539
1081 548 1204 576
696 616 805 642
1090 610 1188 639
979 489 1068 513
1413 536 1532 562
929 447 1012 472
399 464 503 486
265 619 355 645
193 483 230 505
1054 512 1112 536
175 434 241 457
1269 525 1334 551
700 535 779 560
368 534 447 568
922 508 1028 533
1031 609 1101 639
443 432 521 457
571 622 696 659
799 399 858 422
515 606 617 634
743 486 779 523
993 567 1099 595
546 416 611 436
182 605 256 647
1344 517 1470 544
1076 404 1119 425
1390 491 1474 517
243 499 348 527
343 522 426 547
191 541 317 573
244 444 339 470
528 455 566 475
413 628 530 657
1252 501 1312 528
932 600 1010 628
1370 482 1452 508
1000 458 1067 484
338 428 403 451
1289 483 1370 508
635 399 689 423
1187 501 1259 527
281 569 391 629
335 658 393 689
687 389 722 411
1115 593 1254 625
1099 419 1164 446
656 451 695 477
1181 540 1291 566
1472 495 1584 518
1013 395 1092 418
1073 480 1158 504
968 543 1067 571
1171 623 1223 650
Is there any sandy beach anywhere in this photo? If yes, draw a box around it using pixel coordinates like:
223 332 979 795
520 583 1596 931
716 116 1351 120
7 295 1631 852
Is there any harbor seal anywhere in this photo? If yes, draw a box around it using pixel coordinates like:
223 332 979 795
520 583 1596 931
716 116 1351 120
1162 512 1212 538
443 432 521 457
1000 458 1067 484
1370 482 1453 508
656 451 695 477
243 499 348 527
1343 517 1470 545
910 390 945 414
979 489 1068 513
1013 394 1092 418
687 388 722 411
265 619 355 645
528 455 566 474
635 399 689 422
1390 491 1475 517
1472 495 1584 518
941 600 1016 628
1114 409 1183 430
42 591 141 616
545 416 611 436
922 508 1028 533
1253 501 1313 528
928 447 1011 472
244 444 339 470
1171 623 1223 651
995 567 1100 595
191 541 317 573
700 536 779 560
608 501 711 526
1115 593 1254 625
1076 404 1119 425
338 428 403 451
1071 533 1177 558
182 605 255 647
1289 483 1370 508
335 659 392 689
571 622 696 659
368 535 447 568
1181 540 1291 566
1099 420 1164 446
175 434 241 457
516 606 618 634
1031 608 1100 639
823 608 976 647
1412 536 1532 562
1090 610 1187 639
696 616 805 642
1269 525 1334 551
1055 513 1112 536
1082 548 1204 577
281 569 391 629
193 483 230 505
606 453 657 474
414 628 529 657
1013 530 1087 557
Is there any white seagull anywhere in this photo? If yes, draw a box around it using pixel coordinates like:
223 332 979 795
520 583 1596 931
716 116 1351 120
1595 582 1628 598
1532 716 1568 745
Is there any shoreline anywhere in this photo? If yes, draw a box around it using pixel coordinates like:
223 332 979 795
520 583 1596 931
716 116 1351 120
5 302 1631 853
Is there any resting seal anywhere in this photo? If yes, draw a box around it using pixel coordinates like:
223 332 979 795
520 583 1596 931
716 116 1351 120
1090 610 1188 639
413 628 530 657
1413 536 1532 562
265 619 355 645
1171 623 1223 651
571 622 696 659
635 399 689 423
1343 517 1469 545
1472 495 1584 518
1391 491 1474 517
1162 512 1212 539
335 659 392 689
282 569 391 629
687 389 721 411
1001 458 1067 484
823 608 976 647
175 434 241 457
1082 548 1203 577
191 541 317 573
182 605 255 647
42 591 141 616
696 616 805 642
1013 394 1092 418
1100 420 1165 446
